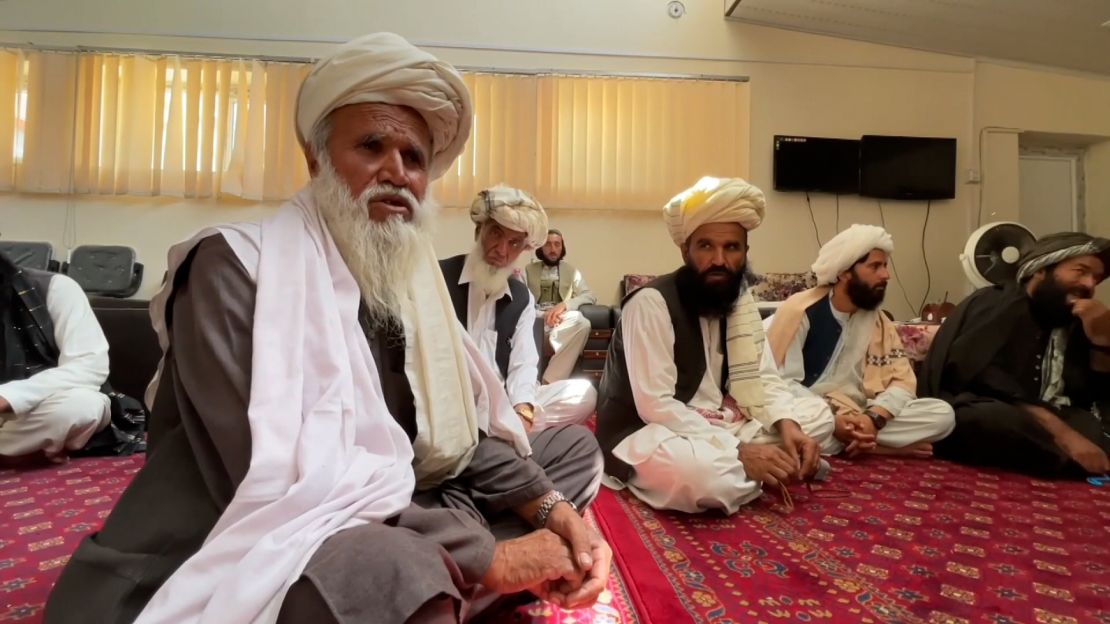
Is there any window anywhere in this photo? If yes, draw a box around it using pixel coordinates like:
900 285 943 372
0 50 29 189
435 72 750 211
1 49 750 209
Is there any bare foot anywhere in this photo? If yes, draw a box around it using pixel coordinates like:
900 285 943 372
44 451 70 465
869 442 933 458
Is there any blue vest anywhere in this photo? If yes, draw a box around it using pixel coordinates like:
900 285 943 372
800 296 842 387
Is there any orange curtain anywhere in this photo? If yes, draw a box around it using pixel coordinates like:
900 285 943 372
435 73 750 211
3 50 751 209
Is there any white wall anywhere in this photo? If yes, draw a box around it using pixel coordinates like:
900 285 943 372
1 0 1104 316
1085 141 1110 304
970 62 1110 303
974 62 1110 230
1087 142 1110 237
0 195 277 295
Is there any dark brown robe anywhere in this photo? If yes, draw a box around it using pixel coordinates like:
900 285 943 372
44 234 602 623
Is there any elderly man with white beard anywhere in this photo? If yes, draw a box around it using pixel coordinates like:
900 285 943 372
440 186 598 432
45 33 608 624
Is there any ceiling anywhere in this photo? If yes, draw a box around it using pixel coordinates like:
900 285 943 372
725 0 1110 76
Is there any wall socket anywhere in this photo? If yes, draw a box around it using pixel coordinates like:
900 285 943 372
966 169 982 183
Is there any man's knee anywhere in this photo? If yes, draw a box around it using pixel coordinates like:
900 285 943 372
571 314 591 332
530 425 603 507
677 457 746 500
535 424 601 466
635 450 755 511
293 523 464 623
926 400 957 439
945 401 1055 452
32 388 109 430
562 424 602 463
554 314 590 341
953 401 1024 434
784 396 837 444
561 379 597 411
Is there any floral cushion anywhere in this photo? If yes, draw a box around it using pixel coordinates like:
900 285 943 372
622 274 656 298
895 322 941 363
749 272 817 302
622 271 817 302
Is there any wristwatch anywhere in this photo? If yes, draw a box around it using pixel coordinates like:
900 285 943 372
534 490 577 528
865 409 888 431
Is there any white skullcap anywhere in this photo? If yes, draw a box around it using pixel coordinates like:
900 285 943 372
812 224 894 285
470 185 549 248
663 177 766 246
296 32 472 179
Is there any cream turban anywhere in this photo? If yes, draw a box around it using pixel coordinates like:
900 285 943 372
812 224 894 285
296 32 472 179
470 185 549 248
663 177 766 246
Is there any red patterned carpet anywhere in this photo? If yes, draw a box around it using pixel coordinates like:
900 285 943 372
0 456 637 624
593 456 1110 623
4 455 1109 623
0 456 142 623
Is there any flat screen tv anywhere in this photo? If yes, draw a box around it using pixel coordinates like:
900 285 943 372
773 135 860 194
859 135 956 200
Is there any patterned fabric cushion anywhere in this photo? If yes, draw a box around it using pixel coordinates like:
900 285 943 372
749 271 817 302
894 322 941 363
621 274 656 298
622 271 817 302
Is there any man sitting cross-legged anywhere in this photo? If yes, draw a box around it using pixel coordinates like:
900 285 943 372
921 232 1110 478
762 224 955 459
596 177 835 515
525 228 597 383
46 34 609 624
440 185 597 432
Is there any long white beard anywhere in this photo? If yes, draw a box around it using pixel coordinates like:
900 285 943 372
466 244 523 297
311 162 437 327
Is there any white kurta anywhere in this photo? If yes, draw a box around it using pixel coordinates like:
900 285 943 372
0 274 110 457
611 289 835 514
458 256 596 430
543 311 591 383
535 264 595 383
761 297 955 453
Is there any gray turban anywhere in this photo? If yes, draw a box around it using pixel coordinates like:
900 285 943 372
470 185 549 248
1016 231 1110 283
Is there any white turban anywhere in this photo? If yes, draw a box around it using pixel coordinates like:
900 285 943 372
470 185 549 248
296 32 472 179
663 176 766 246
812 224 894 285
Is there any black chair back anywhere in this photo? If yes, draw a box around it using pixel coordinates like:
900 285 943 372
65 245 143 297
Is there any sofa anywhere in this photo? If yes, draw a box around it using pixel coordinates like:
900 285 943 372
89 297 160 408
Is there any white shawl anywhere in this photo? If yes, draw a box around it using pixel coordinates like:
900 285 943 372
137 190 527 623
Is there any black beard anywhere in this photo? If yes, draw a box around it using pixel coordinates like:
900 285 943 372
846 272 886 311
675 263 746 318
1029 271 1090 328
540 254 561 267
